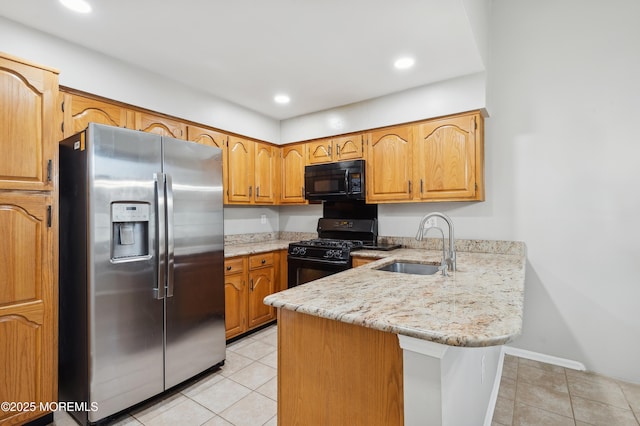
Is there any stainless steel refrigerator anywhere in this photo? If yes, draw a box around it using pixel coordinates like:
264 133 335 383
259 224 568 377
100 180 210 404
58 123 225 425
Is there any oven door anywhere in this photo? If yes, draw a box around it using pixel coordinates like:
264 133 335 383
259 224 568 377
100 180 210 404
287 255 351 288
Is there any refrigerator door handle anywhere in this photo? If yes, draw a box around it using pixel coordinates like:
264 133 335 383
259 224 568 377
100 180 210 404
165 173 175 298
154 173 166 300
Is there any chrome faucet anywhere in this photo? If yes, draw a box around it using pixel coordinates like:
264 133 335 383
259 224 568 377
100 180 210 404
416 212 456 276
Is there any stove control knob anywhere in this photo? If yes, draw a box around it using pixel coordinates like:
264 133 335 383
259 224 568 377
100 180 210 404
292 247 307 256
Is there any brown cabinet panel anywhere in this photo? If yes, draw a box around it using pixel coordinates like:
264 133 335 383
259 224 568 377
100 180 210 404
0 55 58 191
62 93 134 137
278 310 403 425
248 266 275 328
249 251 275 269
254 142 277 204
307 134 364 165
227 136 254 203
186 125 227 150
415 114 479 200
280 144 306 204
224 251 280 339
351 257 380 268
224 266 248 340
307 139 332 164
333 134 363 161
366 125 414 202
135 111 186 138
0 192 55 425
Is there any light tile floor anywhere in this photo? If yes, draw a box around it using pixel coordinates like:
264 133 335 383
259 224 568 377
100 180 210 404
50 328 640 426
51 325 279 426
493 354 640 426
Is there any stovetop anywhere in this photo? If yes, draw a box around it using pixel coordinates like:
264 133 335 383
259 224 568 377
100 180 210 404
293 238 365 249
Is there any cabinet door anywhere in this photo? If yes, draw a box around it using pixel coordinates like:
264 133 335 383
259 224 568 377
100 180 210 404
334 134 363 161
0 193 55 425
248 266 276 328
307 139 332 164
227 136 254 203
280 144 307 204
414 113 480 200
224 272 247 340
135 111 186 138
254 142 277 204
0 55 58 191
366 125 414 203
62 93 134 137
186 125 227 150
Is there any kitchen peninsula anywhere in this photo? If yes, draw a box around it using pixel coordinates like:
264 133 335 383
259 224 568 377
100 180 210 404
264 241 526 425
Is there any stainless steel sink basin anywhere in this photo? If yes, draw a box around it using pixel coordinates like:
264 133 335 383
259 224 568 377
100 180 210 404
375 262 441 275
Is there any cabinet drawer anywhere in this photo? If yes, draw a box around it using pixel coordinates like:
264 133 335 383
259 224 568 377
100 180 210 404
225 257 245 275
249 252 275 269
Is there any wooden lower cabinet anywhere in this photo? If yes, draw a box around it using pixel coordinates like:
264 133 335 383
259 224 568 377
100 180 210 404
224 251 278 339
0 192 56 425
351 256 381 268
278 309 403 425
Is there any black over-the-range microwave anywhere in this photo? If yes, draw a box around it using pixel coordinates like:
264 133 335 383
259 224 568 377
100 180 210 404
304 159 365 201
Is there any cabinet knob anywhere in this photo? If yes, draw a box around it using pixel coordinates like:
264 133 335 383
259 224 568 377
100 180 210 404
261 259 266 264
226 265 232 271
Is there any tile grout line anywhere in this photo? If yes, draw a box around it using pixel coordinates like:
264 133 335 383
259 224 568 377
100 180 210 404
564 366 578 426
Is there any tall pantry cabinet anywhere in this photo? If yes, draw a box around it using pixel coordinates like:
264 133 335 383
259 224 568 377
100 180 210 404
0 53 59 425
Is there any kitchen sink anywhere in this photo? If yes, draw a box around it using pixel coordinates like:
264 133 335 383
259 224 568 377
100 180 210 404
375 261 441 275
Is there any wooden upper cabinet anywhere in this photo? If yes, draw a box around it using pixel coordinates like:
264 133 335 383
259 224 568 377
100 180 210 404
280 144 307 204
0 192 55 425
61 92 133 137
227 136 254 203
254 142 277 204
0 54 59 191
307 139 332 164
307 134 364 164
414 112 484 201
186 125 227 150
135 111 186 139
332 134 364 161
227 137 278 205
366 125 414 203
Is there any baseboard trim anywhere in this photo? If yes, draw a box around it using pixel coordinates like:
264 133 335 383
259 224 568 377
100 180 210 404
503 346 586 371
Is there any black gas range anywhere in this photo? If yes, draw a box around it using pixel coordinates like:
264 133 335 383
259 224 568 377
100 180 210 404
287 218 376 288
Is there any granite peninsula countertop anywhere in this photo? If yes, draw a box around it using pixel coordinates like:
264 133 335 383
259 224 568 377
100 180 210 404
264 242 526 347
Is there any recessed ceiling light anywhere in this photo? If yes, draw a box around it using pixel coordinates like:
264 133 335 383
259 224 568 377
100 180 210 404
274 94 290 104
60 0 92 13
394 57 415 70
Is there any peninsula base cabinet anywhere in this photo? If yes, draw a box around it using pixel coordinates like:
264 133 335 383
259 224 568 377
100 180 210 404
277 309 503 426
224 252 277 340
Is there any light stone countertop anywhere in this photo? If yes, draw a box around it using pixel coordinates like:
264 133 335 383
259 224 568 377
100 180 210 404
224 240 294 258
264 245 526 347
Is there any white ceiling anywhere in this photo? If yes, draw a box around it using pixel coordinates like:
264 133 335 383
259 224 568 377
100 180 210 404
0 0 485 120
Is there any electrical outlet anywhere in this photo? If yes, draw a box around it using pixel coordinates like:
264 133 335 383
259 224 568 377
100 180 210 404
260 214 267 224
426 217 437 228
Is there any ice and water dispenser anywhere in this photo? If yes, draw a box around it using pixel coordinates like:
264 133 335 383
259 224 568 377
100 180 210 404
111 202 150 260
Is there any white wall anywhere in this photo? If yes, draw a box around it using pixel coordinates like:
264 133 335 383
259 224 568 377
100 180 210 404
0 17 280 143
489 0 640 383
